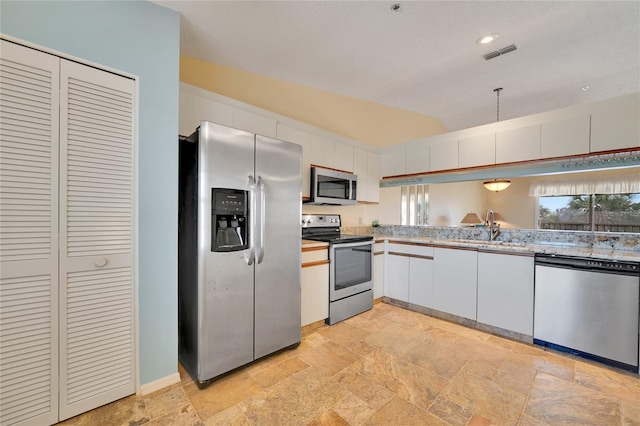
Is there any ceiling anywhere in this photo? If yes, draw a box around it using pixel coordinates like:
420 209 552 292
153 1 640 134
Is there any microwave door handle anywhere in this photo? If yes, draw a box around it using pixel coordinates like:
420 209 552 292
349 179 354 201
257 176 265 264
245 175 256 265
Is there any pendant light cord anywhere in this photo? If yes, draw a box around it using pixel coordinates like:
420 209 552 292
494 87 503 122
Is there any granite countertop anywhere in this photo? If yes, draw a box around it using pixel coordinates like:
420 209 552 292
382 236 640 262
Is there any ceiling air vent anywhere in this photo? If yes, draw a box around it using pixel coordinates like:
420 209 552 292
483 43 518 60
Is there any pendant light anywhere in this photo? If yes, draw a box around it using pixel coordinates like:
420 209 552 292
483 179 512 192
484 87 511 192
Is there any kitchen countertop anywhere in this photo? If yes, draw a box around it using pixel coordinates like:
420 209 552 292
382 236 640 262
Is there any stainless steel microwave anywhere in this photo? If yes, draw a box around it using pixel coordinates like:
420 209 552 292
307 167 357 205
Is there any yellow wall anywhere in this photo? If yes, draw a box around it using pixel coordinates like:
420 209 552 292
180 56 448 147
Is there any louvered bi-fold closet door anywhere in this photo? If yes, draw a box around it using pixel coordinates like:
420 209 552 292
0 40 60 426
58 59 135 421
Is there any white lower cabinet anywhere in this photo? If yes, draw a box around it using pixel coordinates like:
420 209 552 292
384 253 409 302
477 252 534 336
301 247 329 326
384 243 434 305
432 247 478 320
373 242 385 299
408 255 434 308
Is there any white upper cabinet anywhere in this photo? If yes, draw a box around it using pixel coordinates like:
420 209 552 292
495 124 541 164
353 148 368 201
405 142 430 174
380 149 406 177
179 91 233 135
276 124 312 198
590 93 640 152
353 148 380 203
334 142 354 172
311 134 335 169
233 108 277 138
540 115 590 158
458 133 495 168
367 152 380 203
429 139 458 172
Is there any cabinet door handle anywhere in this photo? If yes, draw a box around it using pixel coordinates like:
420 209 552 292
95 258 107 267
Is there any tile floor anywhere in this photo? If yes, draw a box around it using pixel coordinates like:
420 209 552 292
59 303 640 426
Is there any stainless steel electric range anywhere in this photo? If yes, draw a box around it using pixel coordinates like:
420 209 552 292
302 214 373 324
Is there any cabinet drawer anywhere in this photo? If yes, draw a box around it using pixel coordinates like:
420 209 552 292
387 242 433 258
302 247 328 264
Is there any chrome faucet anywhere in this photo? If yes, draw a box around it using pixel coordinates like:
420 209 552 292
485 209 500 241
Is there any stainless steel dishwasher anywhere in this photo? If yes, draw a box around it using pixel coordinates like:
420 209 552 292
534 254 640 372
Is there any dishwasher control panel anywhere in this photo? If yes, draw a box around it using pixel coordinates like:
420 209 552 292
535 254 640 275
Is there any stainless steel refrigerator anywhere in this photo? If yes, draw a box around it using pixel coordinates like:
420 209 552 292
178 122 302 386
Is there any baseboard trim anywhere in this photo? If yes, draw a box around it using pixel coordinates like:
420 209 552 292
138 372 181 396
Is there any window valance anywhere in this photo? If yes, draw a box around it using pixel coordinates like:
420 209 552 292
529 174 640 197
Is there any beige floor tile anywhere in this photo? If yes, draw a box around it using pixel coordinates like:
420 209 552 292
363 396 448 425
143 387 190 420
307 410 351 426
251 356 309 388
145 404 203 426
351 349 449 410
404 339 468 378
524 372 622 425
444 371 527 425
468 414 492 426
344 313 394 333
347 339 377 356
518 413 550 426
317 321 373 347
495 360 537 395
188 371 263 421
620 399 640 426
507 349 575 381
298 340 360 377
427 395 474 426
463 359 499 381
241 367 350 426
487 335 516 351
454 338 511 369
203 405 252 426
332 394 377 425
574 361 640 404
363 322 427 356
334 368 395 410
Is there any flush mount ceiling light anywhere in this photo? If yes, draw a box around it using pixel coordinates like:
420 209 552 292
476 33 500 45
483 179 512 192
582 85 590 91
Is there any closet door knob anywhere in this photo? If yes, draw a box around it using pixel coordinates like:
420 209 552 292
95 258 107 267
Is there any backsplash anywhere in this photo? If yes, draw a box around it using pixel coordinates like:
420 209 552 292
342 225 640 252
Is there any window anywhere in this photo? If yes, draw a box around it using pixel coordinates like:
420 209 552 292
401 185 428 226
538 193 640 232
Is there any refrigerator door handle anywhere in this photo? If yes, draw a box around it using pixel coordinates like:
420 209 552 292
257 176 265 264
246 175 256 265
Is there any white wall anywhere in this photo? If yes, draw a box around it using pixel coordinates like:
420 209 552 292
428 181 486 226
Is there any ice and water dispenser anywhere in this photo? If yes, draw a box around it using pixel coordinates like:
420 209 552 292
211 188 248 252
